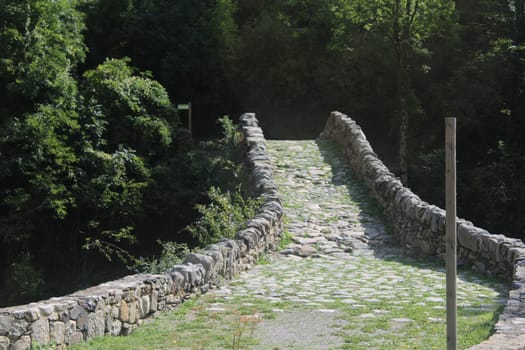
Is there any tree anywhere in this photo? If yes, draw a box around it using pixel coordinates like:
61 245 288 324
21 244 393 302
81 58 178 159
81 0 240 136
0 0 86 120
0 0 87 303
335 0 454 184
0 55 180 304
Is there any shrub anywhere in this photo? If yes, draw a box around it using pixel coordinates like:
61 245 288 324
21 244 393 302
133 241 190 274
186 186 260 246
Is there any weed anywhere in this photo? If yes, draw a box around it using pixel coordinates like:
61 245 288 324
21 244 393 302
232 310 261 350
278 230 293 249
257 254 270 265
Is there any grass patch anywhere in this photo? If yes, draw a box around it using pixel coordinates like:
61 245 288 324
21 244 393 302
278 230 293 249
257 254 270 265
329 255 507 350
70 299 197 350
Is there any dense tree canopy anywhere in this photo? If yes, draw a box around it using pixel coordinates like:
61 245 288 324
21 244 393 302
1 0 525 305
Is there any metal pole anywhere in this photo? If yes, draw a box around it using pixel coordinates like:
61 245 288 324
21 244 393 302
445 117 457 350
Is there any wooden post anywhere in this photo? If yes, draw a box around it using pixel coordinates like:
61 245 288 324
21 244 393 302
176 103 191 135
445 117 457 350
188 102 192 136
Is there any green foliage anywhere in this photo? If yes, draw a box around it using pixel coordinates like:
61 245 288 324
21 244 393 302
339 0 455 39
217 115 242 163
186 186 260 246
2 0 525 309
83 226 137 264
0 40 182 304
81 58 178 158
278 230 293 250
1 105 80 220
133 241 190 274
218 115 238 143
0 0 86 116
179 116 255 245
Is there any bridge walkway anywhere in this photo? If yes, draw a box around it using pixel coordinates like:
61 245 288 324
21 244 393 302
166 140 507 349
75 139 508 350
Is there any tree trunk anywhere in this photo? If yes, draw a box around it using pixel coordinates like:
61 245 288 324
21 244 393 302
399 96 409 185
516 0 525 43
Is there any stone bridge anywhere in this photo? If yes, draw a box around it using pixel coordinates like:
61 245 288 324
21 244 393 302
1 112 525 349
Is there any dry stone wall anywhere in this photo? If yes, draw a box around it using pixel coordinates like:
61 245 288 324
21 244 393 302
0 113 282 350
321 111 525 349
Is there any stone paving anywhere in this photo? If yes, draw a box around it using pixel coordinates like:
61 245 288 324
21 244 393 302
174 140 508 349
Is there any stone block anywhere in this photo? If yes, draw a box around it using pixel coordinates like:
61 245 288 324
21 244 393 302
165 295 178 305
0 316 13 336
128 302 137 324
236 230 257 250
474 261 487 274
429 213 438 233
77 313 89 332
458 223 479 251
108 290 123 304
38 305 55 317
139 296 150 318
69 305 85 320
167 270 184 295
50 321 65 344
111 305 119 319
53 302 69 313
57 310 69 323
171 264 205 292
121 323 133 336
151 290 159 312
86 310 104 339
9 318 28 338
67 331 84 345
78 298 97 312
96 298 106 311
183 253 215 282
514 265 525 287
12 335 30 350
104 312 113 333
64 320 76 339
119 301 129 323
23 310 39 322
30 318 50 345
110 319 122 336
419 240 433 255
510 248 525 265
0 336 9 350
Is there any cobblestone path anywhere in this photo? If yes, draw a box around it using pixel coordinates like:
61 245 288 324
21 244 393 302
76 140 509 350
166 140 507 350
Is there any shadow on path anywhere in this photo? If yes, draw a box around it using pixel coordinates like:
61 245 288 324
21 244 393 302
314 137 507 305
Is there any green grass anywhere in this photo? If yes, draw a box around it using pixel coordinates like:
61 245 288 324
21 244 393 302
70 299 197 350
278 230 293 249
256 254 270 265
328 256 506 350
70 293 270 350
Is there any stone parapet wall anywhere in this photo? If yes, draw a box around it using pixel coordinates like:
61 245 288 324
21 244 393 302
321 111 525 349
0 113 282 350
